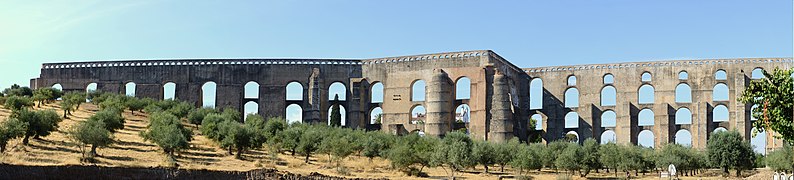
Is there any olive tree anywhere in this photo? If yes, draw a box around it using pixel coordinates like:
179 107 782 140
188 108 217 126
432 131 475 179
140 112 193 157
69 119 113 159
0 118 25 153
471 140 496 173
4 96 33 112
510 143 543 175
555 142 582 175
707 130 755 176
18 109 61 145
767 146 793 172
297 126 325 163
580 138 602 176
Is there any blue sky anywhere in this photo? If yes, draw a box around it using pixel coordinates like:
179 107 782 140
0 0 791 89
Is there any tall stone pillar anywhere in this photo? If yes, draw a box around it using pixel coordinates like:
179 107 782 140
488 73 514 142
307 68 322 123
425 69 453 137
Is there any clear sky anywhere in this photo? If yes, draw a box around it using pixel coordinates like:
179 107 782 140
0 0 791 89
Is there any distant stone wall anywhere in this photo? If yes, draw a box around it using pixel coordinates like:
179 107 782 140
0 164 385 180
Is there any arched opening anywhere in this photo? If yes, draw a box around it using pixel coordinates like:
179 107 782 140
638 130 654 148
565 112 579 128
328 82 346 101
244 81 259 99
715 70 727 80
675 108 692 125
641 72 652 82
201 82 217 108
86 83 98 102
286 104 302 124
675 129 692 147
751 68 765 79
455 77 471 100
601 110 616 128
567 76 577 86
244 101 258 121
600 130 616 144
603 74 614 84
370 107 383 124
163 82 176 100
638 85 654 104
52 83 63 91
675 83 692 103
531 114 543 130
750 104 759 121
529 78 543 110
713 83 729 101
455 104 471 123
713 105 729 122
678 71 688 80
327 105 347 126
564 88 579 108
411 80 426 102
371 82 384 103
124 82 136 97
638 109 654 126
601 86 616 106
751 127 767 154
565 131 579 143
410 105 426 124
286 82 303 101
713 127 727 133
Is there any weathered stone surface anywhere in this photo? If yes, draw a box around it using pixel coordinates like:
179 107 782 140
31 50 793 149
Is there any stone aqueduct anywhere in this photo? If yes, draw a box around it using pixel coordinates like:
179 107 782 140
30 50 792 151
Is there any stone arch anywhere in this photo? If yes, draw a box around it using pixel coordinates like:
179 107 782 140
565 112 579 128
52 83 63 91
715 69 727 80
751 67 765 79
751 127 767 154
675 83 692 103
410 105 426 124
638 109 654 126
529 78 543 110
286 104 302 124
566 131 579 143
713 104 729 122
601 110 616 127
641 72 652 82
712 127 727 133
244 101 258 121
675 129 692 146
327 105 346 126
713 83 729 101
411 80 426 102
603 74 614 84
675 107 692 125
638 84 654 104
455 104 471 123
328 82 346 101
286 81 303 101
531 114 543 130
163 82 176 100
678 71 689 80
244 81 260 99
371 82 384 103
124 82 136 97
564 87 579 108
567 75 577 86
86 83 98 93
455 77 471 100
369 107 383 124
600 85 616 106
638 130 654 148
601 130 616 144
201 82 217 108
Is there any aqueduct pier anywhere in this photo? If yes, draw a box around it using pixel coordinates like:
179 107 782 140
30 50 792 152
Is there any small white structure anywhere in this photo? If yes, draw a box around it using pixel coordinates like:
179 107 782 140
668 164 677 177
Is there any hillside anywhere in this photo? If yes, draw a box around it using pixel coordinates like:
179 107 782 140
0 102 767 180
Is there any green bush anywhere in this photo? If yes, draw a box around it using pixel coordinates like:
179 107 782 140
88 108 125 132
18 109 61 145
140 112 193 156
69 118 113 158
188 108 217 125
707 130 755 176
766 146 793 172
0 118 26 152
510 143 542 175
471 140 496 173
4 96 33 112
432 131 475 179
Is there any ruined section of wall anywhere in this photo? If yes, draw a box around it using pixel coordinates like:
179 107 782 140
525 58 792 150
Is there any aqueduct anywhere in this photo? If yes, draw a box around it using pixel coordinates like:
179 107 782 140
30 50 792 153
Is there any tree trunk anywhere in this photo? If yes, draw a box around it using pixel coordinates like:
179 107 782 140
91 144 98 157
63 110 68 118
22 135 30 145
305 153 310 163
500 164 505 172
290 149 295 156
484 165 489 173
228 147 233 155
723 167 729 175
236 148 243 159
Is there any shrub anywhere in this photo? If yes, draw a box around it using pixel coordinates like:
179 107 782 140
200 113 227 139
510 143 542 175
555 142 582 175
277 123 307 156
494 138 520 172
387 133 439 176
471 140 496 173
361 131 393 162
0 118 25 152
297 126 325 163
140 112 193 156
766 146 793 172
4 96 33 112
188 108 217 125
432 131 475 179
579 138 601 176
88 108 125 132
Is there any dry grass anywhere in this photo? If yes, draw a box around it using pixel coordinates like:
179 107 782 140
0 102 751 179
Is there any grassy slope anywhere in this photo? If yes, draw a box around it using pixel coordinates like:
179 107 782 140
0 102 758 180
